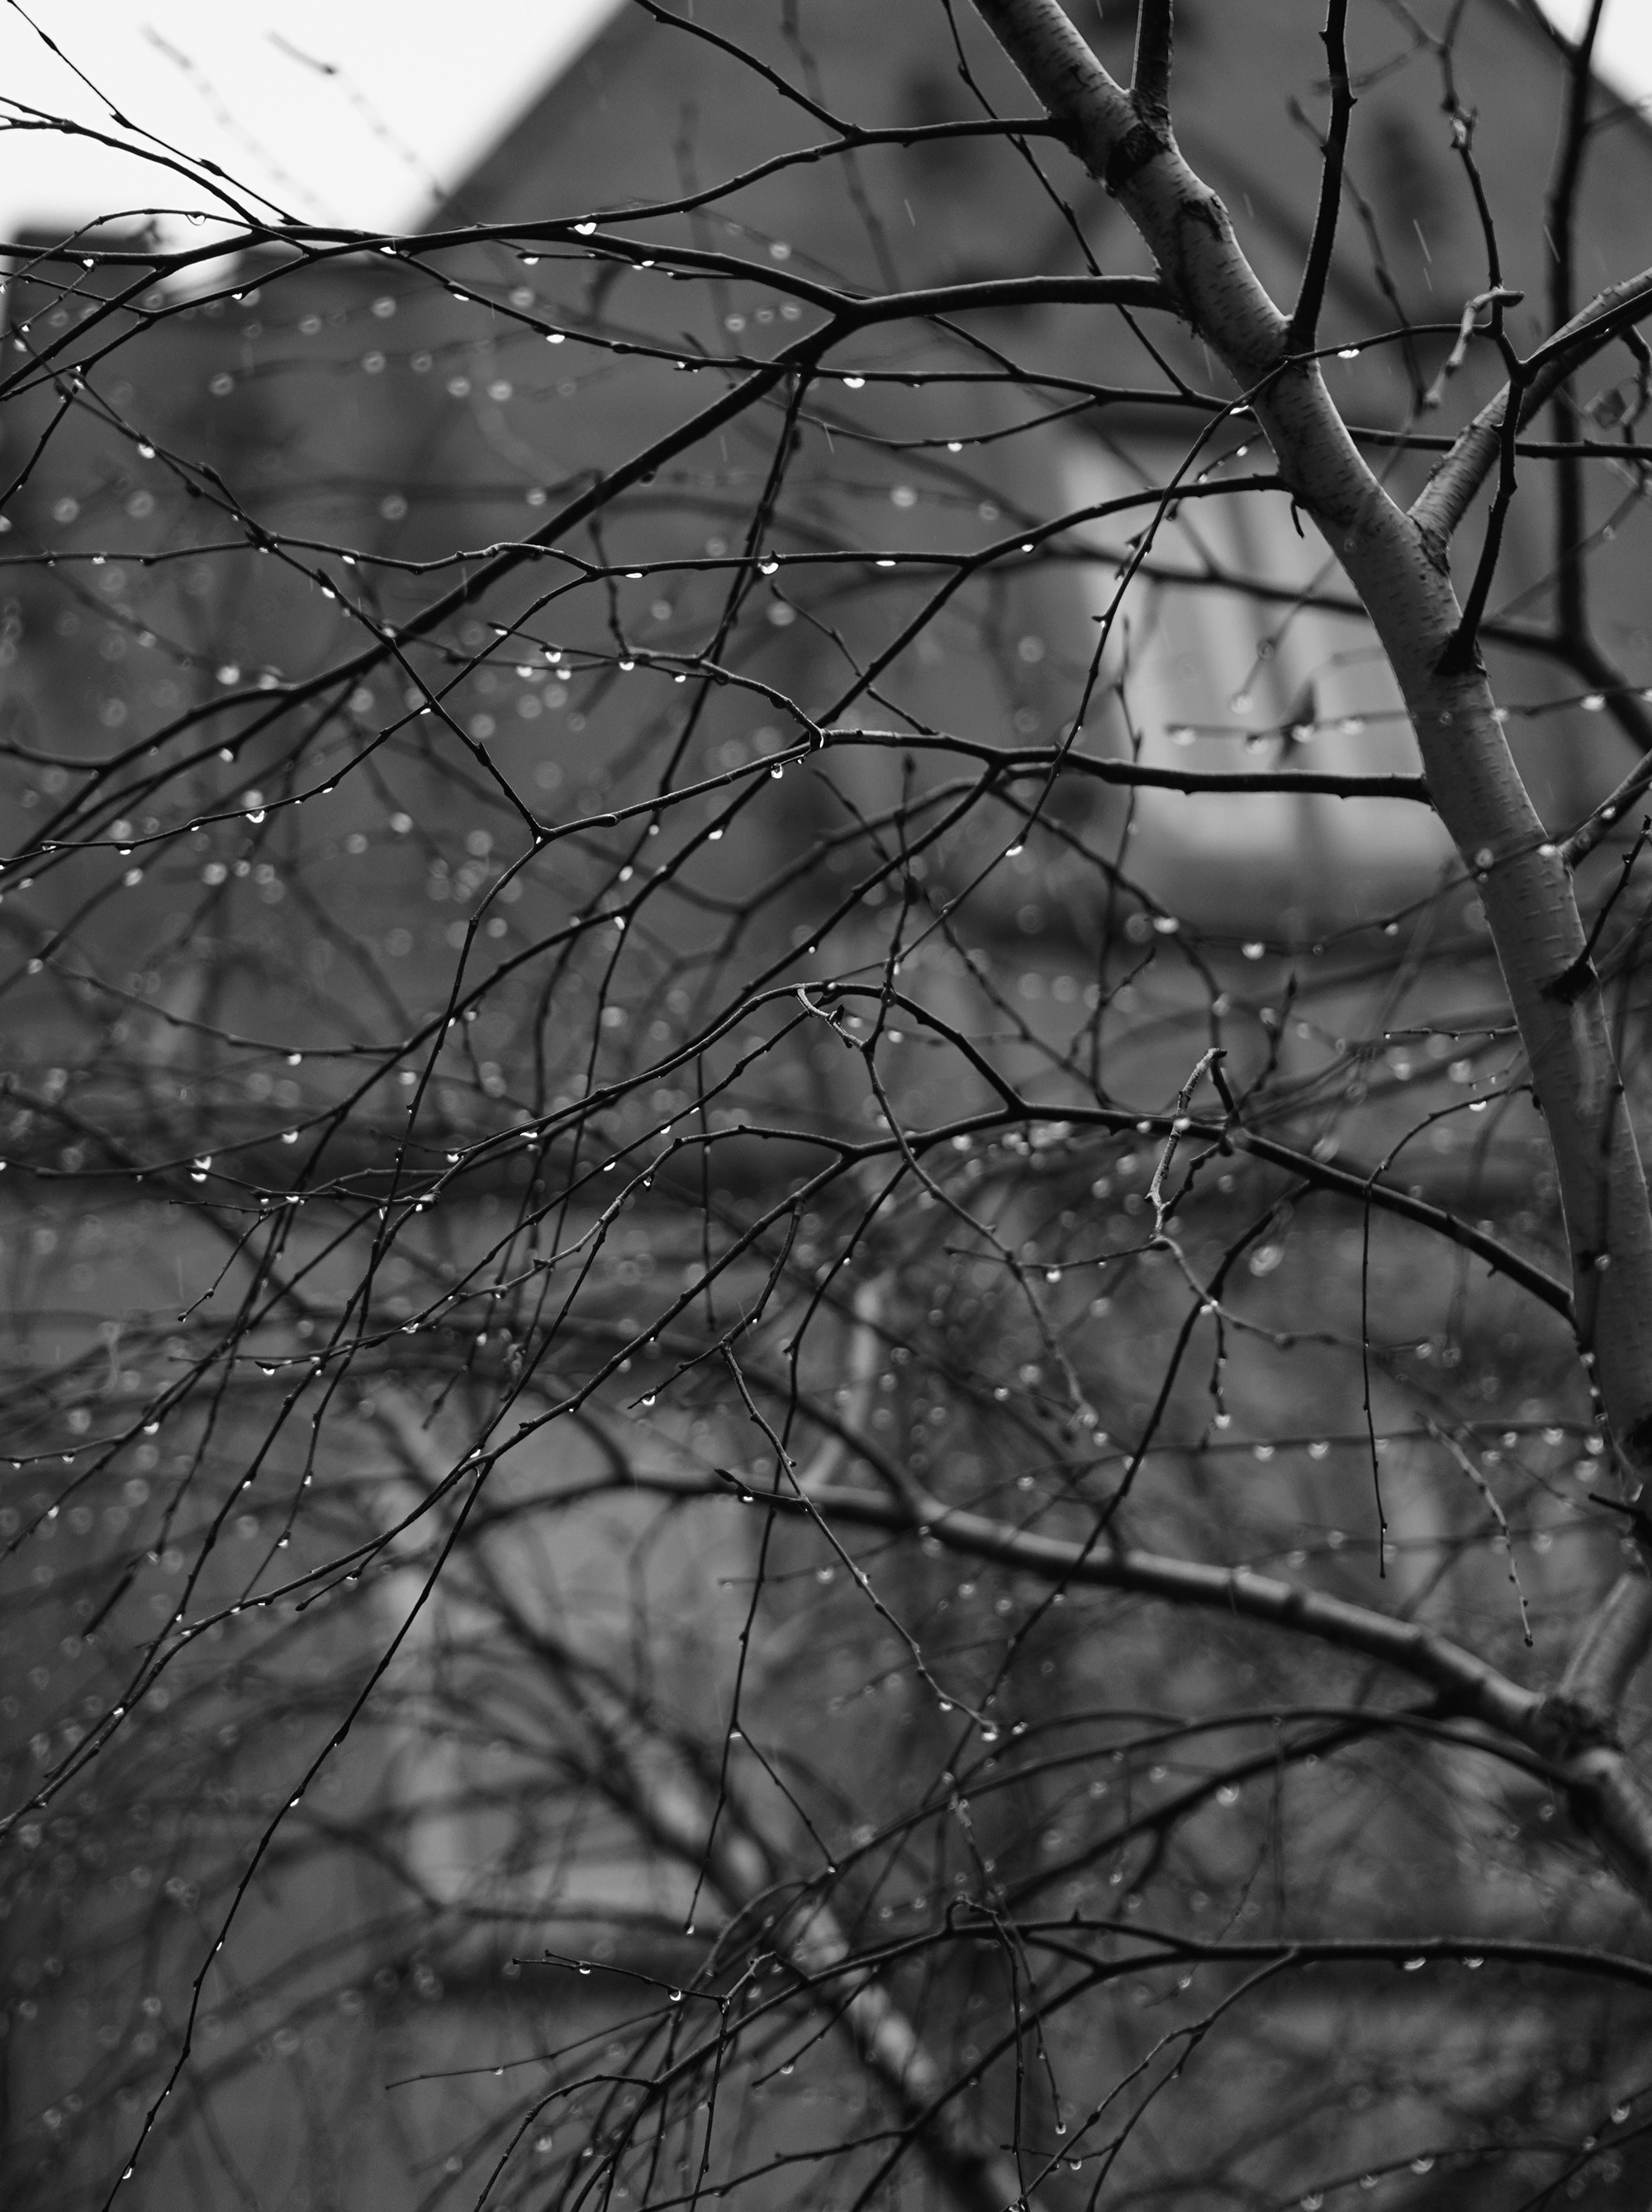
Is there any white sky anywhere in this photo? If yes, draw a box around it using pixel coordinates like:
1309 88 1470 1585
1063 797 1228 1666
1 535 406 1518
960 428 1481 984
0 0 1645 248
0 0 624 244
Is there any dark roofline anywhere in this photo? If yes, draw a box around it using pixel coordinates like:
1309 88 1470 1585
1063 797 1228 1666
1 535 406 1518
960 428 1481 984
426 0 1652 245
420 0 640 232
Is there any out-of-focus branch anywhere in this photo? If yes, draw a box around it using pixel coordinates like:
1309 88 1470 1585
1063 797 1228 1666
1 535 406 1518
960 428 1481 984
1553 1573 1652 1736
1545 0 1608 645
368 1384 1038 2212
518 1457 1652 1907
797 1275 885 1494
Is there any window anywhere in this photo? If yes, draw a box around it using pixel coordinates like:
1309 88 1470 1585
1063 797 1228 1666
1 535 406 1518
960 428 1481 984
1065 436 1451 928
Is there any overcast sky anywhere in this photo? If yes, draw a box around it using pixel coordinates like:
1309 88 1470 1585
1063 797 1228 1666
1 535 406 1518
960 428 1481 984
0 0 1645 247
0 0 624 243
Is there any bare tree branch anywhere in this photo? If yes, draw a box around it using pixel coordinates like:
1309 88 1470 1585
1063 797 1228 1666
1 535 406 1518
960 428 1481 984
969 0 1652 1498
557 1464 1652 1904
373 1387 1042 2212
1411 268 1652 548
1285 0 1352 356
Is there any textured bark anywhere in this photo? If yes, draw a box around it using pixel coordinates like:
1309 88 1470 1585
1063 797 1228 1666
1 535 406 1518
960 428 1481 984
1412 268 1652 548
967 0 1652 1475
968 0 1652 1895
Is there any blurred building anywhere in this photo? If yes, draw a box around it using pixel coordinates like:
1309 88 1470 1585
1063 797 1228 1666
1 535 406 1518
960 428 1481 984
0 0 1638 1298
5 11 1651 2207
5 0 1651 974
